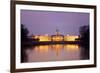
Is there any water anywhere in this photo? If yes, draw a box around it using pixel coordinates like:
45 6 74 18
21 44 89 63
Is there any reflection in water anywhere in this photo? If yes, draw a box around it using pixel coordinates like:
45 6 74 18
64 44 79 51
22 44 89 63
34 45 49 53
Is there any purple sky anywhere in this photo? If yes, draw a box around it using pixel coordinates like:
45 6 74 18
21 10 89 35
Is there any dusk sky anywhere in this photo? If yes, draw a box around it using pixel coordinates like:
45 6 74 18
21 10 89 35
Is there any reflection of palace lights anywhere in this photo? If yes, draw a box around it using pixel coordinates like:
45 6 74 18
35 45 49 53
64 44 79 51
33 44 80 57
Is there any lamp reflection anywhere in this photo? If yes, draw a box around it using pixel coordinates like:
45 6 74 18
64 44 79 51
34 45 50 53
33 44 79 56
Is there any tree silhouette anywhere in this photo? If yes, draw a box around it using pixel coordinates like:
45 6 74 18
21 24 29 62
79 25 89 47
21 24 29 41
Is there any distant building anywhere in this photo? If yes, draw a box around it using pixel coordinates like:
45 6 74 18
31 29 79 42
51 29 64 41
64 36 79 41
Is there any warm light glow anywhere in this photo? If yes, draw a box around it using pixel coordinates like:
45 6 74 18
64 36 79 41
52 44 63 49
32 35 79 42
52 36 63 41
51 44 64 56
35 45 49 53
34 36 39 39
64 44 79 51
33 44 80 57
37 36 51 41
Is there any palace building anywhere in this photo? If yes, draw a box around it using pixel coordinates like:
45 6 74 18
51 29 64 41
31 29 79 42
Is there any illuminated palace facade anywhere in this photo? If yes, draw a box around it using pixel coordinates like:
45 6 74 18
31 29 79 42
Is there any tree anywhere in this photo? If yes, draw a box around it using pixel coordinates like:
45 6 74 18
21 24 29 41
21 24 29 62
79 25 89 46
